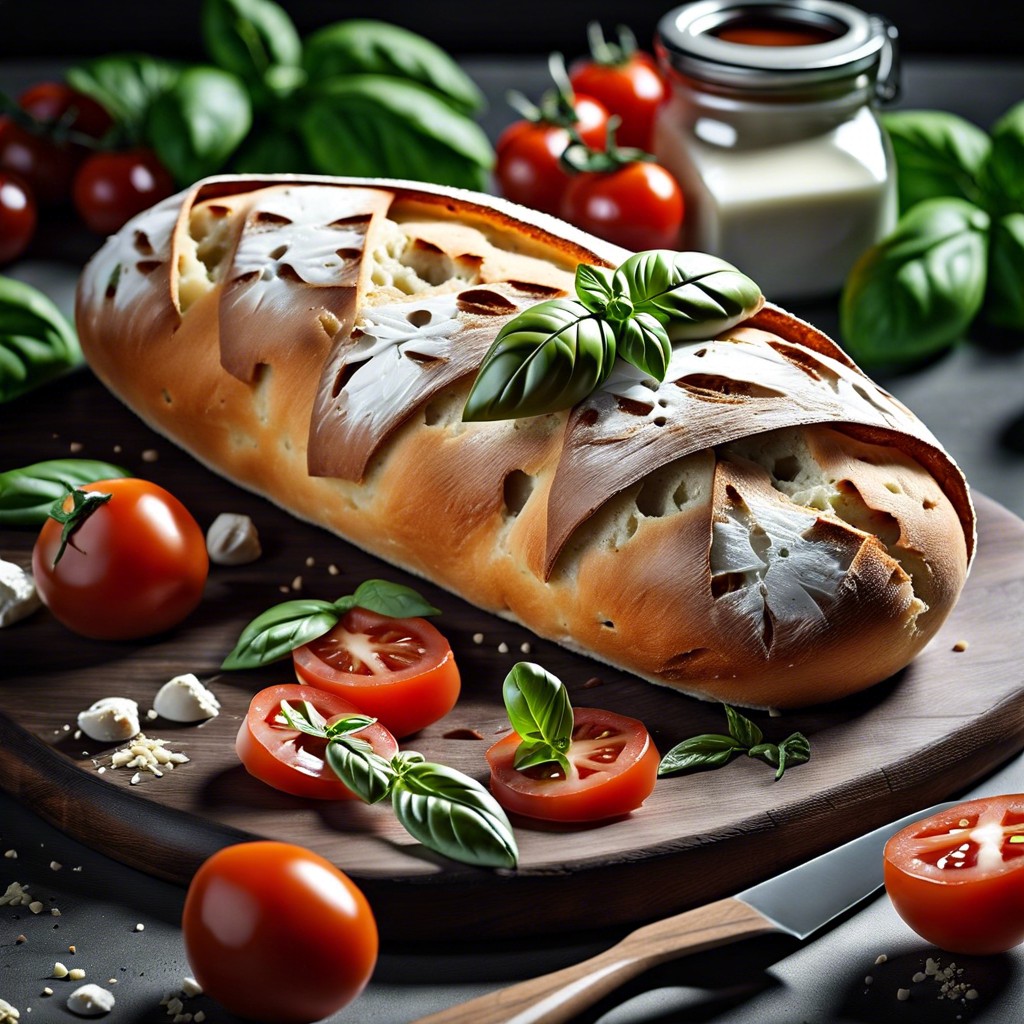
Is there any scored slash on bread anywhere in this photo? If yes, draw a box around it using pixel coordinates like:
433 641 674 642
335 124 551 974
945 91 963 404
75 175 975 709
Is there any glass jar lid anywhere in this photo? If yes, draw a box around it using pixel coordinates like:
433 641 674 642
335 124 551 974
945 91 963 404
656 0 898 98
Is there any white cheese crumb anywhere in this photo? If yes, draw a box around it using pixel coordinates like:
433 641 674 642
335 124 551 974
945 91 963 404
51 908 61 917
0 881 31 906
147 709 158 720
896 988 910 1001
497 642 509 654
41 988 53 997
519 642 531 654
180 979 202 998
50 861 62 871
0 558 42 627
472 632 484 644
77 698 140 744
134 923 144 932
68 969 86 981
874 953 888 965
141 449 158 463
4 849 17 859
52 963 69 979
194 1013 206 1023
67 983 114 1017
153 674 220 723
28 900 44 914
130 773 142 786
328 564 339 576
107 733 189 778
0 997 19 1022
205 512 262 566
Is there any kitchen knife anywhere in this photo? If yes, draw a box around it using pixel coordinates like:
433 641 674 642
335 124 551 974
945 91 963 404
413 800 957 1024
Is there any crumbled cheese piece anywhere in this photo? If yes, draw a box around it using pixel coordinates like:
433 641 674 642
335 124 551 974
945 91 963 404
134 923 144 932
77 698 140 744
328 564 339 575
874 954 888 964
41 988 53 997
180 979 202 998
896 988 910 1001
141 449 158 463
194 1013 206 1023
472 632 484 644
68 968 86 981
205 512 262 566
0 881 31 906
52 963 69 979
50 861 62 871
497 642 509 654
519 642 531 654
153 674 220 723
4 849 16 859
106 733 189 778
0 998 20 1022
28 900 44 914
51 908 61 917
0 558 42 628
66 983 114 1017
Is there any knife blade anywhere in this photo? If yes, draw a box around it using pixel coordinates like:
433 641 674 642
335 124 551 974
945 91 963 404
413 799 958 1024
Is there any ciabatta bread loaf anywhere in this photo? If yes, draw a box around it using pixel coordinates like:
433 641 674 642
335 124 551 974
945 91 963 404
76 175 974 708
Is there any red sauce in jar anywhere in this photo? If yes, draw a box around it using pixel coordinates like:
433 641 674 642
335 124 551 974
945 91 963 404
713 17 840 46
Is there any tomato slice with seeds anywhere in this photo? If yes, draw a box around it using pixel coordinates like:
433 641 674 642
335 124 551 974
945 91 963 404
884 794 1024 954
486 707 659 822
236 683 398 801
292 607 460 738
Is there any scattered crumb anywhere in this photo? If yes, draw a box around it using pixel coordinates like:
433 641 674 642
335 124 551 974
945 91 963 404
180 979 202 999
305 556 315 568
328 564 339 576
41 988 52 997
875 954 888 964
278 585 290 594
291 575 303 591
68 968 86 981
141 449 158 463
52 962 69 979
0 997 20 1023
497 642 509 654
0 882 32 907
69 441 84 453
952 640 969 652
51 909 61 917
134 923 144 932
28 900 44 915
68 945 76 954
519 642 531 654
15 934 26 944
582 677 603 689
897 988 910 1001
864 975 872 985
472 632 484 644
49 861 62 872
4 849 16 859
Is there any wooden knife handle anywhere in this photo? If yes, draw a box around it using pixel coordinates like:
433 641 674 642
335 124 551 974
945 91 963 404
412 896 778 1024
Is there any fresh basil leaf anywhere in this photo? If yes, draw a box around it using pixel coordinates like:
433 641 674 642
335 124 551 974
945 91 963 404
325 737 396 804
987 213 1024 332
724 705 763 749
351 579 441 618
230 124 313 174
302 19 483 115
981 99 1024 215
325 714 378 739
146 65 253 185
574 263 618 316
201 0 302 107
614 312 671 380
391 759 518 869
67 55 180 137
882 110 991 213
0 276 82 404
502 662 573 774
277 699 329 738
222 598 338 669
612 251 762 341
300 75 492 191
840 197 989 367
779 732 811 766
462 298 616 421
0 459 128 526
657 734 745 776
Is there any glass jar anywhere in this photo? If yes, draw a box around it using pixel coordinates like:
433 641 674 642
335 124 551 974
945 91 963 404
653 0 900 300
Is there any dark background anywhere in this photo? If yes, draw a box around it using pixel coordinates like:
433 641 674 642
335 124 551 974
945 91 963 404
0 0 1020 59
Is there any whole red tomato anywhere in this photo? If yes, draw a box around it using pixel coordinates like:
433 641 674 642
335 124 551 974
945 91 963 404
570 25 667 151
182 841 378 1024
0 116 77 207
496 92 609 217
73 148 175 235
0 171 37 264
18 82 113 143
32 478 208 640
561 158 684 251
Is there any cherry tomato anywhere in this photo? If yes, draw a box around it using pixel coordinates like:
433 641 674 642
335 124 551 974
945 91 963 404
236 683 400 800
560 159 684 251
182 841 378 1024
570 44 666 150
884 794 1024 955
0 171 36 264
292 607 460 738
73 148 175 235
0 116 77 206
486 707 659 822
18 82 113 143
495 93 610 216
31 478 208 640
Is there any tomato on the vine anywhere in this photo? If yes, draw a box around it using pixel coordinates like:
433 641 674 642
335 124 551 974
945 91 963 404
570 24 667 151
884 794 1024 955
18 82 113 144
561 157 684 251
292 606 460 738
183 841 378 1024
236 683 399 800
73 148 175 235
487 707 659 822
31 478 208 640
0 171 36 264
0 116 77 207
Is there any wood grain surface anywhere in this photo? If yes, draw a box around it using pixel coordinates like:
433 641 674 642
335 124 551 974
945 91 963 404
2 366 1024 943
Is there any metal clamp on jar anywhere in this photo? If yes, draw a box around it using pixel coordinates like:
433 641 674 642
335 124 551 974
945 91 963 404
654 0 900 300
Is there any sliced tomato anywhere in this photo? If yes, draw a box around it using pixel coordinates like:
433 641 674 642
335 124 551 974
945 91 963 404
292 607 460 738
486 707 659 823
884 794 1024 954
236 683 399 801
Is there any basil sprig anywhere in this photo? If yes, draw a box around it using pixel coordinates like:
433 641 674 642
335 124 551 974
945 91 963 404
277 701 518 868
659 705 810 782
502 662 574 774
0 276 82 405
0 459 129 526
463 250 761 421
222 579 440 670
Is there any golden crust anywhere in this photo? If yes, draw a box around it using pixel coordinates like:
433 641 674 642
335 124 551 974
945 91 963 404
76 175 975 709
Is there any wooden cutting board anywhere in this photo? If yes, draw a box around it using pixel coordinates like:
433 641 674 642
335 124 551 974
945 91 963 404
2 367 1023 944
